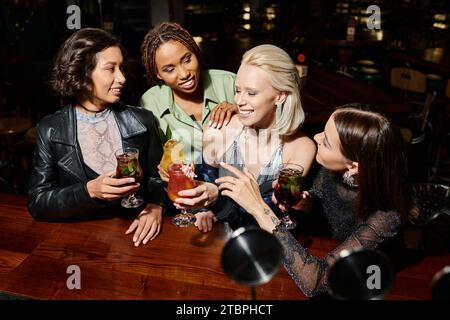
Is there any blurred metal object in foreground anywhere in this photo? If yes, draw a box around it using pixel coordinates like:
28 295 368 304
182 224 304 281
221 226 282 299
328 248 395 300
432 266 450 300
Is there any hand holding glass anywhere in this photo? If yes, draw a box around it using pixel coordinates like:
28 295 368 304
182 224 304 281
115 147 144 208
274 163 304 230
167 162 197 227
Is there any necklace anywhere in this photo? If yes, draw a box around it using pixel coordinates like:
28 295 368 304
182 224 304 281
75 101 110 124
75 107 111 124
76 101 105 114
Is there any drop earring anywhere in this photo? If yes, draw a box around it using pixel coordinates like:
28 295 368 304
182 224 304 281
343 170 358 188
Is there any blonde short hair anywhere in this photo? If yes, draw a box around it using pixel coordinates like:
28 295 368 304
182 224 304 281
241 44 304 136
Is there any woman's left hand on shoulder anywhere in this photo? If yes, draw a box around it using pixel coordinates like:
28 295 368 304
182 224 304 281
208 102 238 129
126 203 163 246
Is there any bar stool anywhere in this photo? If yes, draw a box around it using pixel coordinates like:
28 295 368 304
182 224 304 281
0 117 32 158
0 117 33 193
390 67 427 106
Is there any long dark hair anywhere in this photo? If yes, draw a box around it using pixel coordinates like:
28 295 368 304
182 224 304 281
333 104 411 222
141 22 203 86
50 28 123 101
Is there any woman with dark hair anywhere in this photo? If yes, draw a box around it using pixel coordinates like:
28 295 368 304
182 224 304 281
216 104 412 297
139 22 238 232
28 28 165 247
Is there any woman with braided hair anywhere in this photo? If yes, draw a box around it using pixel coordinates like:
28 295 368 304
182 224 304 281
139 22 238 232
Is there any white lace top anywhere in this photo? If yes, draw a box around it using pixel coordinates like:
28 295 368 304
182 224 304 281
76 108 122 175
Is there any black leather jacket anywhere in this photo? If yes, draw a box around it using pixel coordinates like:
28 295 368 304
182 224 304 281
28 103 164 221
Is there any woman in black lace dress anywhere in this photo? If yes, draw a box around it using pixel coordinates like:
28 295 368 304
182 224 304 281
216 105 412 297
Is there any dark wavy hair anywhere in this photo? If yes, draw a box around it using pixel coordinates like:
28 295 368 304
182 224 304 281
333 104 412 222
141 22 203 86
50 28 123 100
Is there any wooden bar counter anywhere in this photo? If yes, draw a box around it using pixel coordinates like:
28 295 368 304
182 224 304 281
0 193 448 300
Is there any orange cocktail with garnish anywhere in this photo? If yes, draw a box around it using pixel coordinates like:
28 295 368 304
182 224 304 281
160 139 185 172
167 162 197 227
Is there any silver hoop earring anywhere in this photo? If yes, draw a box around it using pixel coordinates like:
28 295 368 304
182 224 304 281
343 170 358 188
275 102 282 108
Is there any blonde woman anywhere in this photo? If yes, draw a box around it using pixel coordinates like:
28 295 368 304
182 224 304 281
174 44 316 228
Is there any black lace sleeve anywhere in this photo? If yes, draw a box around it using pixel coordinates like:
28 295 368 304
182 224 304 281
274 209 402 297
308 167 326 200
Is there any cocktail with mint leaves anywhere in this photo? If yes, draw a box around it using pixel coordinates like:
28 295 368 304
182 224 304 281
274 163 304 230
115 147 144 208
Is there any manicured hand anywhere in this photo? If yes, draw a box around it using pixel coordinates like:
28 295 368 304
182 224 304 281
157 164 170 183
194 210 217 233
208 102 238 129
125 203 163 246
215 163 265 215
174 181 219 209
86 170 139 201
271 180 312 212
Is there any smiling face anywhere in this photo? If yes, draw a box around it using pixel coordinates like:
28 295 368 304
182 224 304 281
155 40 201 96
234 63 282 129
314 114 353 171
85 46 125 110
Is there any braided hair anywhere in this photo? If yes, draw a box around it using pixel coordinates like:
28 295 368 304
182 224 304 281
141 22 203 86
